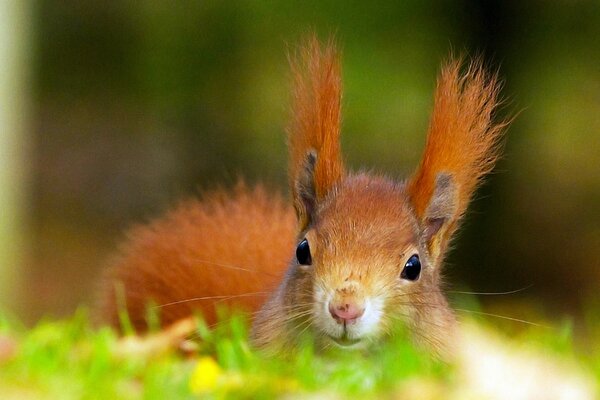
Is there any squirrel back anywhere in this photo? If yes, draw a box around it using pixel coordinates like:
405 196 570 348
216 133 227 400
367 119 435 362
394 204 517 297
97 184 296 331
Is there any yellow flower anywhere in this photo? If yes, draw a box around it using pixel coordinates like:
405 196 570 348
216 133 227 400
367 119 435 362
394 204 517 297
271 377 299 393
189 356 223 393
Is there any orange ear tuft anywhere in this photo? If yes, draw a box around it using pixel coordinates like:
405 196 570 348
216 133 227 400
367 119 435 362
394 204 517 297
288 34 345 230
408 58 509 251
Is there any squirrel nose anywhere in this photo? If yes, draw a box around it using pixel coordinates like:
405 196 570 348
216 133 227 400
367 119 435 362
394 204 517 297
328 301 365 325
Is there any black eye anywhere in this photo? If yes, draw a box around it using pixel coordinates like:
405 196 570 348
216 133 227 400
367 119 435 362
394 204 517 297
400 254 421 281
296 239 312 265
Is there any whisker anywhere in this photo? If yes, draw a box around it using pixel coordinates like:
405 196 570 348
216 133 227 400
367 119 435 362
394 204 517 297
279 310 314 325
292 316 315 337
209 305 311 330
388 300 547 329
249 302 314 316
388 290 446 298
448 284 534 296
454 308 548 328
189 258 281 278
155 291 270 308
387 312 448 331
386 315 439 349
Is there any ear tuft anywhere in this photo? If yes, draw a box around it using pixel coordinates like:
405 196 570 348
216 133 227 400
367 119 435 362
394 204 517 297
409 57 510 260
288 34 345 230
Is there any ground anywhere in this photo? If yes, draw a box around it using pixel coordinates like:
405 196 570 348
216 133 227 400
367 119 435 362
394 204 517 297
0 308 598 399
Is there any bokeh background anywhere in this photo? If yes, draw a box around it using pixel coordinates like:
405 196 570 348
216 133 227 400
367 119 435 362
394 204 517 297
1 1 599 333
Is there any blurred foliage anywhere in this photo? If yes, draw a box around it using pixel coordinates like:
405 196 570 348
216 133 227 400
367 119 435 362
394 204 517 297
22 1 600 326
0 309 597 399
0 310 448 399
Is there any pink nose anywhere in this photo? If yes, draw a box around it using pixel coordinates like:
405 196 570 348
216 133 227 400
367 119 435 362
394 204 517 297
328 301 365 325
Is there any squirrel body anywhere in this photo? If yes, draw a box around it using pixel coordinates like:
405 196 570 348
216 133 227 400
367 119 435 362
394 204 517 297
99 185 297 331
98 36 506 358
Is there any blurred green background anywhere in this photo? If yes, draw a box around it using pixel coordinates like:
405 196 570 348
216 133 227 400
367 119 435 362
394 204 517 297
2 1 599 328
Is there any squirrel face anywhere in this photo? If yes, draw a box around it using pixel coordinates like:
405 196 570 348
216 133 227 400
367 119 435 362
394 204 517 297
306 175 426 348
286 174 453 351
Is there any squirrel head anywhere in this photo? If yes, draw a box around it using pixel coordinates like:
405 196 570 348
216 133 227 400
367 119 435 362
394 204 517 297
255 35 507 357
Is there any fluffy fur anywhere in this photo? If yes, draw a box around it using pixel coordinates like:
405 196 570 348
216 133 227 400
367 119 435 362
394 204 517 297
288 35 344 231
97 184 296 331
408 59 506 229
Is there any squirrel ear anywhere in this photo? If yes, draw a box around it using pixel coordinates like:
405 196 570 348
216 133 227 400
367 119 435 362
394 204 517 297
408 57 507 264
422 173 458 261
288 35 344 231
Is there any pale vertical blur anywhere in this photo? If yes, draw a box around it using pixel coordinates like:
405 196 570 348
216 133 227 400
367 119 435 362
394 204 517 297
0 1 30 313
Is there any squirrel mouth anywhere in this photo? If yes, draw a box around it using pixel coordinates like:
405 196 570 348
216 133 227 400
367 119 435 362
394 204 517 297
328 333 362 348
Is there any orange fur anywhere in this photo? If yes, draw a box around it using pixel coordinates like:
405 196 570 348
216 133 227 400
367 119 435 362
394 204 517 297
288 35 344 229
408 59 507 222
97 184 296 331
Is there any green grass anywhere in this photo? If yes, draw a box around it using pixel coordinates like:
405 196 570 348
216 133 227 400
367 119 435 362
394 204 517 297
0 308 598 399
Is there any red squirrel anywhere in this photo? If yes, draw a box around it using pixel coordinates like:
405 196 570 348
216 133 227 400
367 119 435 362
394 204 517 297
97 35 507 357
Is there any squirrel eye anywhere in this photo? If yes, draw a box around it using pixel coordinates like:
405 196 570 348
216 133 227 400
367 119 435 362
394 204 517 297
400 254 421 281
296 239 312 265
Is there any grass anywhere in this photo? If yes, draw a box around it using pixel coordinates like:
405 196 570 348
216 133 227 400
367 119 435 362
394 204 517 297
0 307 598 399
